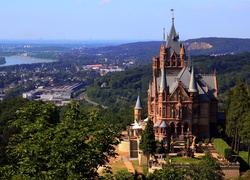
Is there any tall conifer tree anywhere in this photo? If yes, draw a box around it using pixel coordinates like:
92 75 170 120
139 119 156 164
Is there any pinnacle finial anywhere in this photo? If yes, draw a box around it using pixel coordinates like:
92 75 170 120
163 28 166 42
171 9 174 24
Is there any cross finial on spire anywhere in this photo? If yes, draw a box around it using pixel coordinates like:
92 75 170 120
171 9 174 24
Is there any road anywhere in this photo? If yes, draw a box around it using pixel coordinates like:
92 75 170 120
77 92 107 108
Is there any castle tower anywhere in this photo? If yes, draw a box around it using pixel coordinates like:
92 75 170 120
134 94 143 121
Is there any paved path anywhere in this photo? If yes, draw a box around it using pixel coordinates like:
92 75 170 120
122 157 135 173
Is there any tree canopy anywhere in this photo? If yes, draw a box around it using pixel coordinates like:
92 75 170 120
224 80 250 165
147 151 223 180
0 100 121 179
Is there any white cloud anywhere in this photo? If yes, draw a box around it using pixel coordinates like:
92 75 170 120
99 0 111 5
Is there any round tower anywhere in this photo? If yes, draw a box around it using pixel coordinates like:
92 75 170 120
134 95 143 121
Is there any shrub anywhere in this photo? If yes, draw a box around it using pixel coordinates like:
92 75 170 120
204 138 210 145
198 141 203 146
210 137 214 144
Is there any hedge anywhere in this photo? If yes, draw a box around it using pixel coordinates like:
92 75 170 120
214 138 232 160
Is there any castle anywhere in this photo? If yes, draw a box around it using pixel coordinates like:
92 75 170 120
126 15 218 158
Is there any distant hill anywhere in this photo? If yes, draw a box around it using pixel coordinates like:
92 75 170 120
184 37 250 55
119 38 250 56
88 37 250 64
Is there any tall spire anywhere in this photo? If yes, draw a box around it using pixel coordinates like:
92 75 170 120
134 94 142 110
160 64 168 93
188 66 198 93
166 9 181 56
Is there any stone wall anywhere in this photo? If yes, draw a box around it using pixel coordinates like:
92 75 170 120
118 141 130 153
221 164 240 179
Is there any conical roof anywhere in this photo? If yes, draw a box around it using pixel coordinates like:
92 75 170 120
180 43 186 55
134 95 142 109
154 121 159 127
159 121 168 128
188 66 198 93
160 65 167 93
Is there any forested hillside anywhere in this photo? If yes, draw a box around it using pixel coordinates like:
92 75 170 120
193 52 250 92
87 52 250 122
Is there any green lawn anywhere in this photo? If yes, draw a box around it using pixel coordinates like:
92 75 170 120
111 160 128 174
171 155 203 163
130 160 140 171
130 160 148 175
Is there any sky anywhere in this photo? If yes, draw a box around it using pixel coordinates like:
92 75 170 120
0 0 249 41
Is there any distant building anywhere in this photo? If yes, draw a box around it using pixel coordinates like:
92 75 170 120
22 83 84 106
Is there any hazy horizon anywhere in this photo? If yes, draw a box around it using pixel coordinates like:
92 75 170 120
1 37 250 45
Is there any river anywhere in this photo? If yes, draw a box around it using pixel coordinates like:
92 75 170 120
0 56 55 66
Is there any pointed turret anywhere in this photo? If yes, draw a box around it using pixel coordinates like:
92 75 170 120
180 43 186 67
160 64 168 93
188 66 198 93
187 55 192 70
134 94 143 121
135 94 142 110
160 28 167 69
180 44 186 58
